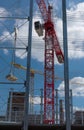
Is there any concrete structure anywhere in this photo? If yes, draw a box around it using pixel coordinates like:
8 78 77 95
6 91 25 122
0 116 6 121
6 91 43 124
59 99 64 124
74 111 84 125
5 90 73 125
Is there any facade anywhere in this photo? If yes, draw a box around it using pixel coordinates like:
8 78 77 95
59 99 64 124
74 111 84 125
6 91 42 124
6 90 73 125
0 116 6 121
6 91 25 122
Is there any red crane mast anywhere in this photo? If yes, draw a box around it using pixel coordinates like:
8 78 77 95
35 0 64 124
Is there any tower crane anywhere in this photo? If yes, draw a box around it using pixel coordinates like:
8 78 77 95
35 0 64 124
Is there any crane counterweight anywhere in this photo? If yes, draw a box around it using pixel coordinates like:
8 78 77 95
34 21 43 36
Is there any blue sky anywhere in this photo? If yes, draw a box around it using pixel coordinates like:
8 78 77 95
0 0 84 116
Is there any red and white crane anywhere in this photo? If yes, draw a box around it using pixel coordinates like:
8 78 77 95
35 0 64 124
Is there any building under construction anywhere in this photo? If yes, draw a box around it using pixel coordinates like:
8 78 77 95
5 90 72 125
0 0 84 130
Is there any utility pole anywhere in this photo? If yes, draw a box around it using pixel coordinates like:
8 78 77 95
62 0 71 130
9 88 13 122
24 0 33 130
55 89 58 124
70 89 73 124
40 88 43 124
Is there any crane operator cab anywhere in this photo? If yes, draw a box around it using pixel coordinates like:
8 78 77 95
34 21 43 36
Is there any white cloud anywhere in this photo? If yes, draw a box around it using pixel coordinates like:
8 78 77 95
0 7 10 20
29 95 43 104
54 2 84 60
69 1 76 9
3 49 8 54
58 77 84 96
32 2 84 61
67 2 84 59
13 16 45 61
33 96 41 104
73 106 84 114
1 2 84 62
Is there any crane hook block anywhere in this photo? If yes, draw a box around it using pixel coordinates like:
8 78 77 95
6 74 18 81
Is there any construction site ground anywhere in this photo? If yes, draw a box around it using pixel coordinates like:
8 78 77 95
0 123 84 130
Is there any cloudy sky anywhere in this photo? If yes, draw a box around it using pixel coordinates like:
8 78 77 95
0 0 84 116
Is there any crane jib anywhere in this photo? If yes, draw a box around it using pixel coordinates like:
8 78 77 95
36 0 48 22
53 32 64 63
44 21 64 64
